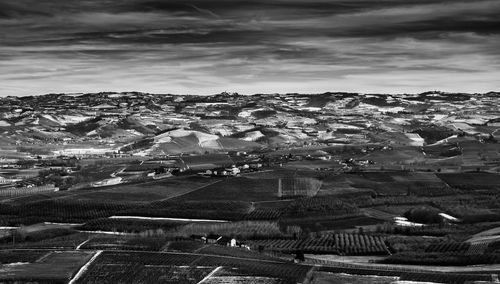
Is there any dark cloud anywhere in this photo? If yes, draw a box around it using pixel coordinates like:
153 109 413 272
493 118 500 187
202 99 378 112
0 0 499 95
0 2 52 18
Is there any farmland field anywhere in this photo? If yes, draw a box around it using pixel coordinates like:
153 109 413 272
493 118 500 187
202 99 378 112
196 245 284 261
279 215 384 232
283 195 360 218
242 169 321 185
1 232 90 249
372 204 441 216
66 176 218 203
311 272 399 284
80 236 167 251
317 171 455 197
342 172 451 196
0 250 94 283
436 173 500 190
120 200 252 221
173 177 280 202
77 263 214 284
3 80 500 283
164 240 206 252
0 199 138 224
312 269 493 284
0 250 49 264
205 276 288 284
78 217 185 233
248 200 292 221
167 221 299 239
318 265 494 283
180 154 235 170
249 233 389 255
282 160 343 170
76 251 313 283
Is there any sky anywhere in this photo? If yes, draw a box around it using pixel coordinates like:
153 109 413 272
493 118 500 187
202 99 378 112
0 0 499 96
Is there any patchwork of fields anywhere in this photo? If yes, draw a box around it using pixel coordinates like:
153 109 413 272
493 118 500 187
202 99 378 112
2 167 500 283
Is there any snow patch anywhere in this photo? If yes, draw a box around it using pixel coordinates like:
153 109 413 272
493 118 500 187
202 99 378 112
109 216 229 222
405 133 425 146
242 131 265 142
155 129 219 145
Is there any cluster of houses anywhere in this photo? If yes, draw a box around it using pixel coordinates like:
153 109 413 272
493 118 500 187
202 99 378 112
190 234 250 250
197 163 263 178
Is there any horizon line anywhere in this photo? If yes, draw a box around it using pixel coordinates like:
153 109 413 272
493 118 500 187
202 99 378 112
2 90 499 98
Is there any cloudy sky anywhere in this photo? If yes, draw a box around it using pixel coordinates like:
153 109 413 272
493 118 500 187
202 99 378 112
1 0 499 96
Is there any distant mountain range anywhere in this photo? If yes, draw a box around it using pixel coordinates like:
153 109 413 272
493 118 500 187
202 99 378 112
0 91 499 157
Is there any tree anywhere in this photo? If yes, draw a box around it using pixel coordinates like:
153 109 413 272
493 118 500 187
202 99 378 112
404 208 442 224
295 250 305 262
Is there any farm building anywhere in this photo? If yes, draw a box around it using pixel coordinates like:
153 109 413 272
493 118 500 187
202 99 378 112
191 234 242 247
277 177 321 198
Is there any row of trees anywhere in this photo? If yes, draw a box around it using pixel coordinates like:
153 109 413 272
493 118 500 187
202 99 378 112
383 251 500 266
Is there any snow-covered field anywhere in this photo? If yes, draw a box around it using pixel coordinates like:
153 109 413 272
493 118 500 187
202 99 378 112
155 129 219 145
242 130 265 142
41 114 92 125
52 147 114 156
109 216 229 222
